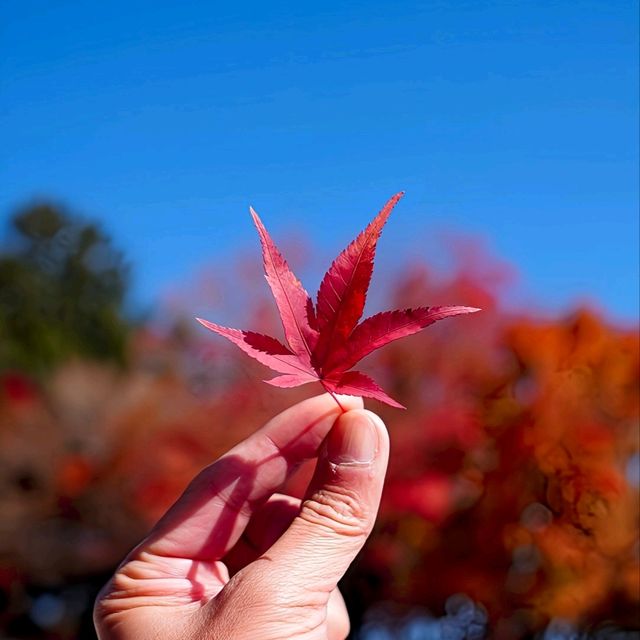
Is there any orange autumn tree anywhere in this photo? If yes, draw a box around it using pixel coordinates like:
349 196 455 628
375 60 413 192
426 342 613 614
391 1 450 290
341 263 639 635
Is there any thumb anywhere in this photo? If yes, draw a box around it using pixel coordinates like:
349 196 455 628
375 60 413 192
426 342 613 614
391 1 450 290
258 409 389 595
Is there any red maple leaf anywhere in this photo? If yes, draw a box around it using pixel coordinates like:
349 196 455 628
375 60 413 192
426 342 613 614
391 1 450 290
197 193 479 408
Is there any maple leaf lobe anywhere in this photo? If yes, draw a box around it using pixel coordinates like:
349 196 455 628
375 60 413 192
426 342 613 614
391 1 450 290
249 207 318 364
313 191 404 366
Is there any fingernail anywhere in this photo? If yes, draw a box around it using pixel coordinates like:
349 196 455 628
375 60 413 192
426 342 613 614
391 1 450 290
327 412 378 465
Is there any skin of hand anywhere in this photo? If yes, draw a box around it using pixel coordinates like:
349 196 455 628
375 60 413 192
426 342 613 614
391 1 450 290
94 394 389 640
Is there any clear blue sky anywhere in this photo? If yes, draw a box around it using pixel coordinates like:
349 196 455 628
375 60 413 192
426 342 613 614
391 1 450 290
2 1 638 322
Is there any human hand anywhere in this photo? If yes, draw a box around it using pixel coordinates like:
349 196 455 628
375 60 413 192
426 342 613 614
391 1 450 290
94 394 389 640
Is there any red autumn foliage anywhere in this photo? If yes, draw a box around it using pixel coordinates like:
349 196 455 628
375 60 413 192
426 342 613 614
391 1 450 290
0 243 637 638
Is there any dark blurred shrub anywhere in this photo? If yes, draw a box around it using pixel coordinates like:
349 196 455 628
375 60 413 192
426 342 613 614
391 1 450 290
0 202 130 374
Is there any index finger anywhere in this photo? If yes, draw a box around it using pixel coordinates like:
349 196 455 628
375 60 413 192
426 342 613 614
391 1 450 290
142 393 363 561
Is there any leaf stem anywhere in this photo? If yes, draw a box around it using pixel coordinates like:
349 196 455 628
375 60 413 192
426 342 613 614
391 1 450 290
329 391 347 413
320 381 347 413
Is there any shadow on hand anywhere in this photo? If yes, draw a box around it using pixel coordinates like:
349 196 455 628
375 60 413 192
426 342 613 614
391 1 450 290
137 408 336 598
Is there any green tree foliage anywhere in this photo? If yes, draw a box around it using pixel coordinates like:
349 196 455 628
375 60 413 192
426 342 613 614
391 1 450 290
0 202 130 373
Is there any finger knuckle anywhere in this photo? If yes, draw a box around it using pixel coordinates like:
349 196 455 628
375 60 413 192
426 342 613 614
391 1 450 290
300 486 371 538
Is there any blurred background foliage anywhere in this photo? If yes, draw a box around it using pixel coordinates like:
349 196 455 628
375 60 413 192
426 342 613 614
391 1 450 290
0 203 130 375
0 202 638 639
